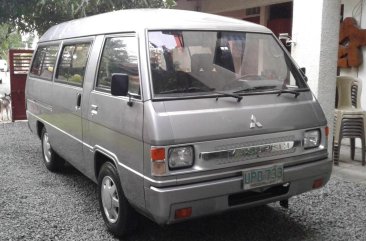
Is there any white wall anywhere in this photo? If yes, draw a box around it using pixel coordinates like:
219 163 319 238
292 0 340 145
340 0 366 147
340 0 366 107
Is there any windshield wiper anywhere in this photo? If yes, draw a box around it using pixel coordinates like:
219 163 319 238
215 91 243 102
233 86 278 93
159 87 212 94
158 88 243 102
277 89 300 98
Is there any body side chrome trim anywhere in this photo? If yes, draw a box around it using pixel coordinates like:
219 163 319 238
150 176 243 193
27 99 53 112
27 111 174 185
27 111 93 150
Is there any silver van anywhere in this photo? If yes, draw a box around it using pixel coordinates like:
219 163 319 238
26 9 332 236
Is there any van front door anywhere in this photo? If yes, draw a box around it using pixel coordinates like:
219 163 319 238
82 35 145 209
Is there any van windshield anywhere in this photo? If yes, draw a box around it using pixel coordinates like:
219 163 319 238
148 31 307 99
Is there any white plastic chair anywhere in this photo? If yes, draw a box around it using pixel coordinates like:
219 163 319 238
333 76 365 165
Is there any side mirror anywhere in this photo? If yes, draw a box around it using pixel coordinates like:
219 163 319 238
111 74 129 96
299 67 308 82
300 67 306 75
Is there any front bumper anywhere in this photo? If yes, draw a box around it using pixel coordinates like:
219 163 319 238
145 157 332 225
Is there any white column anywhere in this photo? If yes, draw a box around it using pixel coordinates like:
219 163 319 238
259 6 269 26
292 0 340 143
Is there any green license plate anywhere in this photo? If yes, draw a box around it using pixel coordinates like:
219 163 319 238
243 164 284 190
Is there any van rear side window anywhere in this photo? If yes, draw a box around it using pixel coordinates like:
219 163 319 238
97 36 140 95
30 45 59 80
55 43 91 87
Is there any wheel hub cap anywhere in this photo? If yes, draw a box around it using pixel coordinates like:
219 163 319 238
42 133 52 163
101 176 119 223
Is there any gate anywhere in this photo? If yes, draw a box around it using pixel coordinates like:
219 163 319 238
9 49 33 121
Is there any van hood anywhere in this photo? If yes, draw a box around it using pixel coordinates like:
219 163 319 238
143 91 327 145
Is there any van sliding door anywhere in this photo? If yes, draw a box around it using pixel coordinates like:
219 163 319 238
51 40 93 172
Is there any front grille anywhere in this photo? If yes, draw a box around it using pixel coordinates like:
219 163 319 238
228 184 289 206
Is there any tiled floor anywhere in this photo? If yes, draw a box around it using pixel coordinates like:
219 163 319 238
333 144 366 184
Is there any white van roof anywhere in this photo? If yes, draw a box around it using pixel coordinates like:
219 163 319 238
39 9 272 42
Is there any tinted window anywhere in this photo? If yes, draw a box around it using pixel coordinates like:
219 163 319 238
30 45 59 80
97 37 140 95
56 43 91 86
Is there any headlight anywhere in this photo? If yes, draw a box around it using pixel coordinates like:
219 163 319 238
304 130 320 149
168 146 194 169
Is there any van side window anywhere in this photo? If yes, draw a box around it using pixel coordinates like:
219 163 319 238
97 37 140 95
55 43 91 87
30 45 59 80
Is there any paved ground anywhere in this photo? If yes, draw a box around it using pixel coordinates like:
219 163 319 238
1 122 366 241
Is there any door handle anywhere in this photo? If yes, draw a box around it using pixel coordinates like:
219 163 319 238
75 93 82 110
91 104 98 115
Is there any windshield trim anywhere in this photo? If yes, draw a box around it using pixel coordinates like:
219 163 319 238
147 30 309 101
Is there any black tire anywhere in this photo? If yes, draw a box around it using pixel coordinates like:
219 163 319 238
40 127 64 172
98 162 137 237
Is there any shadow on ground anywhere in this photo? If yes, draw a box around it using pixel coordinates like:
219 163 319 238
58 163 312 241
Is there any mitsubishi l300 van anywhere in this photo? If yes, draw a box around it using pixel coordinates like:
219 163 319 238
26 9 332 236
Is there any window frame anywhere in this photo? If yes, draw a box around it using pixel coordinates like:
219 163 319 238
54 37 94 88
29 42 61 81
94 33 142 100
146 30 310 101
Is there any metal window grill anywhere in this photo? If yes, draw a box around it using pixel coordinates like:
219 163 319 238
12 52 33 75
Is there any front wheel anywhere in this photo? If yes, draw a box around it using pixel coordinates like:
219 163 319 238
41 127 64 172
98 162 137 236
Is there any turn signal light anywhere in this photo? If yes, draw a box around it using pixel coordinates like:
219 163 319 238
151 148 165 161
175 207 192 219
312 178 324 189
151 148 166 176
325 126 329 137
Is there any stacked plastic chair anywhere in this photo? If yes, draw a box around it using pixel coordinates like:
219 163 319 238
333 76 365 166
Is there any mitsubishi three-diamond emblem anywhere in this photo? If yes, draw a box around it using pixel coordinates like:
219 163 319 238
250 114 263 129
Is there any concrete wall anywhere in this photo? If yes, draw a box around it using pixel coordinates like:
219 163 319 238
339 0 366 147
340 0 366 108
174 0 199 11
292 0 340 143
175 0 291 14
201 0 290 13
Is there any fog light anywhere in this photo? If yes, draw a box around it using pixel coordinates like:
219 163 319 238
312 178 324 189
175 207 192 219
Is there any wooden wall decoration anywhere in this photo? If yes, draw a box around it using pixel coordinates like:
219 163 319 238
338 17 366 68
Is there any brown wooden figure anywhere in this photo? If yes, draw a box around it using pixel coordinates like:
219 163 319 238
338 17 366 68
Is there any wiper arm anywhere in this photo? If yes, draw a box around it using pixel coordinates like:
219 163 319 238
233 86 278 93
159 88 243 102
277 89 300 98
215 91 243 102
